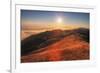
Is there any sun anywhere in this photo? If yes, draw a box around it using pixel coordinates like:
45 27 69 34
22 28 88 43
56 17 63 23
54 17 66 29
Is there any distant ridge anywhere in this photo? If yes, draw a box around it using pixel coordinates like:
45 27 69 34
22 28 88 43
21 28 89 57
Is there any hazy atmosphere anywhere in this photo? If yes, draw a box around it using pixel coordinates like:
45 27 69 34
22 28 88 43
21 10 89 30
21 10 90 63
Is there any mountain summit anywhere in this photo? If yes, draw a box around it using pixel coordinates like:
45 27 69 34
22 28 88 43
21 28 89 62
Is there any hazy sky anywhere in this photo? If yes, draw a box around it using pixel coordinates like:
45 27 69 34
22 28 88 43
21 10 89 30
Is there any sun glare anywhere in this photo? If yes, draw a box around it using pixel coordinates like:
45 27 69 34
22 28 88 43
56 17 62 23
54 17 66 30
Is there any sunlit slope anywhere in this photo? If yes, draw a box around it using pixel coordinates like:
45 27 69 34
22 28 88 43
21 28 89 62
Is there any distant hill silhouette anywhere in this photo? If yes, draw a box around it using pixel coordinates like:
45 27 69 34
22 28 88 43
21 28 89 61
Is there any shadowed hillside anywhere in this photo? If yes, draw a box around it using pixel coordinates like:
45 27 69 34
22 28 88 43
21 28 89 62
